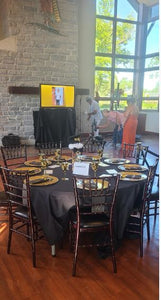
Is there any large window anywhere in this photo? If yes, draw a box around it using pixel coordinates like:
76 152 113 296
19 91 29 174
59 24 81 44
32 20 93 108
95 0 159 111
95 0 138 110
142 7 159 110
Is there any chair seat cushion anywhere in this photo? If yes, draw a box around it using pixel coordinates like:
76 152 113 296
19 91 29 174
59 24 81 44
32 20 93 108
14 206 29 218
71 214 109 228
14 206 37 220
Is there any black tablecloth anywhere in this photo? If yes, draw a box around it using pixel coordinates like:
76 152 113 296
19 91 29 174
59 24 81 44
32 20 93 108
33 108 76 147
30 160 146 245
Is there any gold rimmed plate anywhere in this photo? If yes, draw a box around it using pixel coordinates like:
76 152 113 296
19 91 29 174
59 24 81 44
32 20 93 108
119 172 147 181
29 175 59 186
104 158 130 165
92 155 100 161
48 155 72 162
15 167 41 175
24 159 52 167
76 179 109 190
118 164 148 172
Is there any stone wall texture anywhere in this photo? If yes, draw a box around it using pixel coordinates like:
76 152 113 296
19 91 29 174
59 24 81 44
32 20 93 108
0 0 79 145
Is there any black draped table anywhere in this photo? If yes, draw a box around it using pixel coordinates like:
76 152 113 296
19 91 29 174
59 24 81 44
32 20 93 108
33 108 76 147
30 159 147 246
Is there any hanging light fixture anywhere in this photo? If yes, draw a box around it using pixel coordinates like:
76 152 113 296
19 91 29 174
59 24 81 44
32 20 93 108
26 0 61 34
40 0 61 27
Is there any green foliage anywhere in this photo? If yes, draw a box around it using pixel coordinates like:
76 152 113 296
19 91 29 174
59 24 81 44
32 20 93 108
99 100 127 111
143 71 159 97
96 0 114 17
146 56 159 68
95 0 136 98
115 76 133 96
95 56 112 67
116 22 135 55
95 70 111 97
115 58 134 68
142 100 158 110
95 19 113 53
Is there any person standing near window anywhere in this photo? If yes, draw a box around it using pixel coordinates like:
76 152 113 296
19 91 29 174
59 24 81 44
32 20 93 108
86 96 103 136
122 96 139 147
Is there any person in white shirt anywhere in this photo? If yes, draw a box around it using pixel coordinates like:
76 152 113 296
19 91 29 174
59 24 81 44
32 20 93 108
86 96 103 136
55 88 63 106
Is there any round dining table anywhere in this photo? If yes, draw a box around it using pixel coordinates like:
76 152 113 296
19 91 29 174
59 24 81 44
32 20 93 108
28 156 148 250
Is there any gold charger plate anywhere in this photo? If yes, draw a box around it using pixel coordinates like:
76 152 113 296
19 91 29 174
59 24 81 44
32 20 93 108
104 158 130 164
29 175 59 186
118 164 148 172
24 159 52 167
48 155 72 161
92 155 100 161
119 172 147 181
76 179 109 190
15 166 41 175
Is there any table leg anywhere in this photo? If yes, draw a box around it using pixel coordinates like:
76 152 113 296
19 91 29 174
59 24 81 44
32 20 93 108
51 244 56 257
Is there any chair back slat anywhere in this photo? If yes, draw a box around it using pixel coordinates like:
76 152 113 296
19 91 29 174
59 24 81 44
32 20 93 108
142 158 159 209
1 167 32 219
37 141 62 156
83 135 106 154
70 174 120 276
73 175 120 225
122 142 148 165
0 166 44 267
125 158 158 256
1 145 27 168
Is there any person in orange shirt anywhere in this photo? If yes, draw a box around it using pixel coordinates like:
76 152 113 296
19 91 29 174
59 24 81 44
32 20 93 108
121 96 139 147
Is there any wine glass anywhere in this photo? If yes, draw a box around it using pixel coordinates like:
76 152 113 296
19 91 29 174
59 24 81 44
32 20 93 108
39 153 47 169
91 160 99 177
39 152 45 161
61 161 69 181
41 158 48 169
75 150 81 161
55 149 61 164
74 137 80 142
98 149 103 161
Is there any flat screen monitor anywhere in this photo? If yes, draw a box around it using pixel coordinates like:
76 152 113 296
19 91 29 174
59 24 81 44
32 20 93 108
40 84 75 108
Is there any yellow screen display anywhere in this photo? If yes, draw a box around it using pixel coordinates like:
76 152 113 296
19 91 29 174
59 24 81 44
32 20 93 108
40 84 75 108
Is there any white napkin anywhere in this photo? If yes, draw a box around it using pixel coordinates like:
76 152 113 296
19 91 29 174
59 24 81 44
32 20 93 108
106 169 118 175
99 162 110 167
44 170 53 175
48 165 60 169
99 174 111 178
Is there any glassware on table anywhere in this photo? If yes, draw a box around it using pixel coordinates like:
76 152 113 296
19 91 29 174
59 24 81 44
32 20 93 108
75 151 81 161
61 161 69 181
39 153 48 169
98 149 103 160
74 137 80 142
41 158 48 169
91 160 99 177
39 153 45 161
55 149 61 164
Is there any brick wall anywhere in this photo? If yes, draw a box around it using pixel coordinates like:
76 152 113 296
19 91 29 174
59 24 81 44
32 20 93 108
0 0 79 145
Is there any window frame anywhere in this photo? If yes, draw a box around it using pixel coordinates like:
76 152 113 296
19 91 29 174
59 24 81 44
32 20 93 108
94 0 159 112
